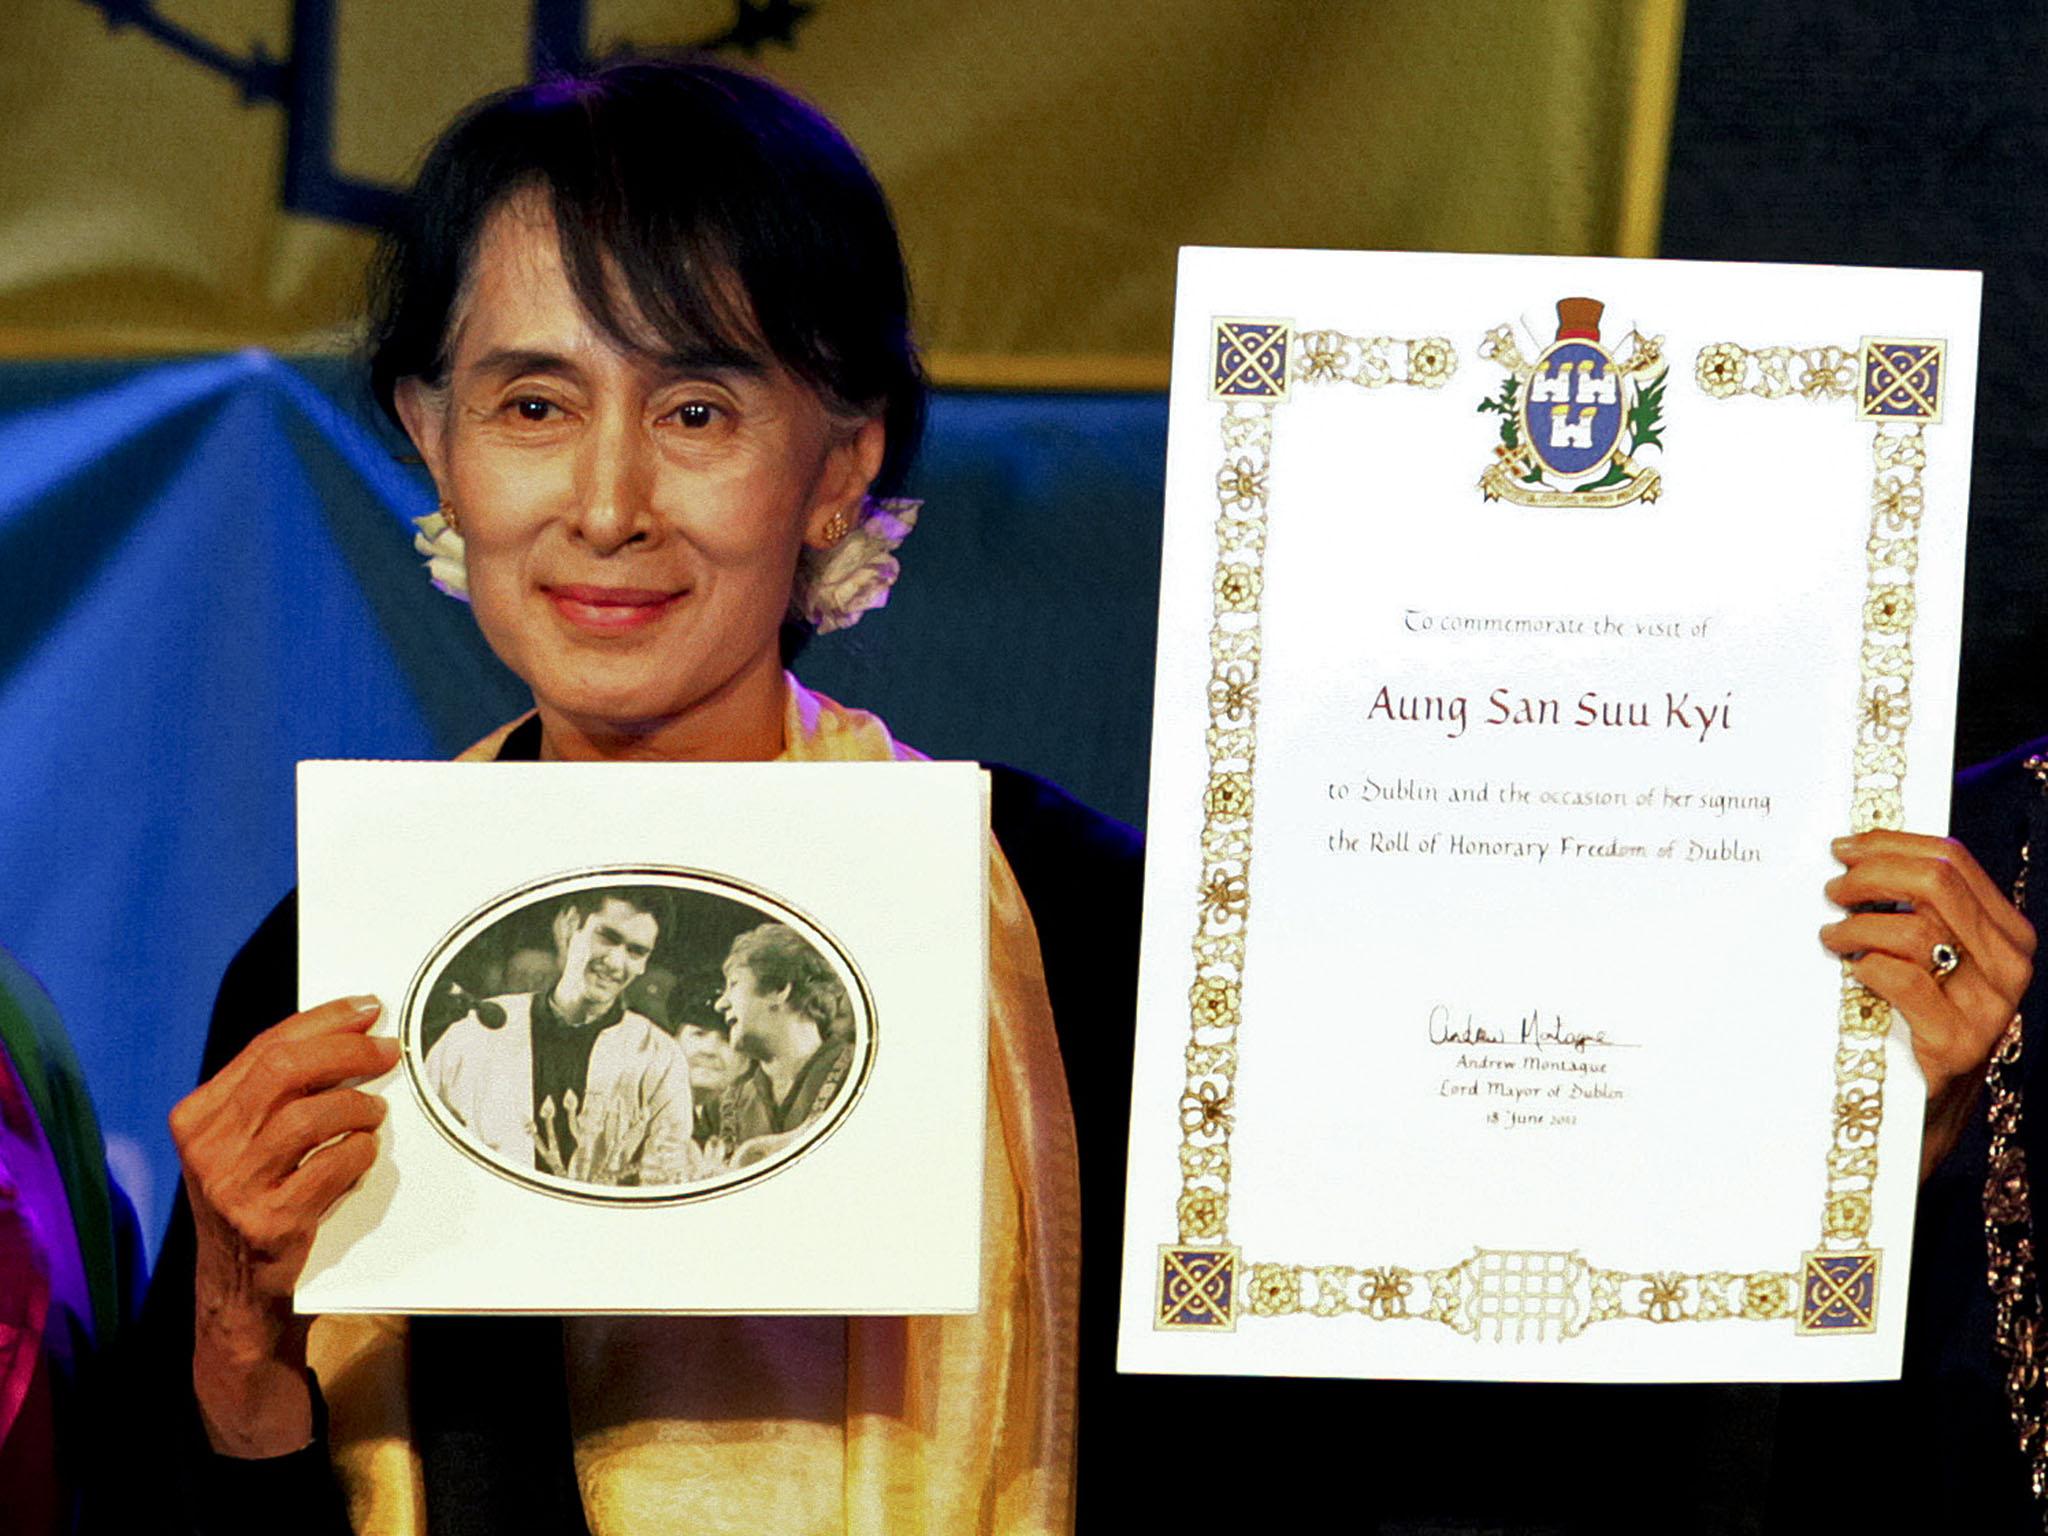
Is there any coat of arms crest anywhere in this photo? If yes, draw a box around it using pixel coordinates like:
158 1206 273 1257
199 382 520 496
1477 297 1667 507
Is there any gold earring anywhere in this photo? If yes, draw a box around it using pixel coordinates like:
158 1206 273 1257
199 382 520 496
439 499 459 534
820 508 853 543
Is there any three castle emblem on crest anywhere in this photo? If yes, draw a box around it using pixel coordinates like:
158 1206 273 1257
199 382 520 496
1477 297 1668 508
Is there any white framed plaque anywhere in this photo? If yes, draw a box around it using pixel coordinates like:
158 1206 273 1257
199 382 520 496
295 759 989 1315
1118 248 1980 1382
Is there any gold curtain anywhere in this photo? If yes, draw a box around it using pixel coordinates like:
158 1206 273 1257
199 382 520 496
0 0 1684 386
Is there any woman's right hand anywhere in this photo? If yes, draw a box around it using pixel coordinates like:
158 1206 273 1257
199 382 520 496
169 995 396 1457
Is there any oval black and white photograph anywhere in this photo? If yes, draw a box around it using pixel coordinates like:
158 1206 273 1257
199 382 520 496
403 867 874 1203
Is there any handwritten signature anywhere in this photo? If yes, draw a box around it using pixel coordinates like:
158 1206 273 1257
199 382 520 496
1426 1003 1631 1054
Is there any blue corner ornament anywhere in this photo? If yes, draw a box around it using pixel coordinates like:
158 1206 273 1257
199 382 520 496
1157 1245 1238 1331
1859 340 1945 423
1798 1249 1880 1334
1211 320 1291 402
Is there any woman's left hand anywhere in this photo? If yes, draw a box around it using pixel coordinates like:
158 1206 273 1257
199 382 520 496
1822 830 2037 1180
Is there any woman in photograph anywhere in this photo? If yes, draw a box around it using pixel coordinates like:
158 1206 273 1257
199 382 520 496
135 57 1140 1536
712 922 855 1164
671 965 753 1152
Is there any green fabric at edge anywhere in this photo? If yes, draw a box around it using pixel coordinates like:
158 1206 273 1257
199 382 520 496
0 946 119 1341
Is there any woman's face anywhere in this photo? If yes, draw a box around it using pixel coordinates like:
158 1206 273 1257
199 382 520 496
715 958 788 1059
679 1024 745 1093
397 195 883 746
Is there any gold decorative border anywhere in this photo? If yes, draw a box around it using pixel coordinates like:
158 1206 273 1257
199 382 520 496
1170 328 1459 1266
403 864 877 1207
1241 1252 1798 1335
1158 322 1942 1336
1699 336 1943 1278
1292 330 1457 391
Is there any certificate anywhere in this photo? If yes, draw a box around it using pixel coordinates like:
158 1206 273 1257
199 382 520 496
295 759 989 1315
1117 249 1979 1382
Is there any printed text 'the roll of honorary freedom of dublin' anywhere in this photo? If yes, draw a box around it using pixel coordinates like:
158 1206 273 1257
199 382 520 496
1338 831 1761 864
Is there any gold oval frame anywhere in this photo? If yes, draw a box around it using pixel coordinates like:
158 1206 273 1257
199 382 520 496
402 863 875 1206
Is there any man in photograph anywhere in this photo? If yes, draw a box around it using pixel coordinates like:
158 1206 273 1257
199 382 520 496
424 889 696 1186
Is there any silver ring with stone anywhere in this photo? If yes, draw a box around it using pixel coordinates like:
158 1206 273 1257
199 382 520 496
1929 941 1963 980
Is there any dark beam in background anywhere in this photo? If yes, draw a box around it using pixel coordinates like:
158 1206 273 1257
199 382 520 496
530 0 588 77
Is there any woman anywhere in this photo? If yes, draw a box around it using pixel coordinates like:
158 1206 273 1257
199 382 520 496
1072 822 2043 1533
711 922 855 1163
671 967 752 1150
129 53 2043 1535
135 59 1139 1536
1823 831 2035 1180
1767 811 2046 1529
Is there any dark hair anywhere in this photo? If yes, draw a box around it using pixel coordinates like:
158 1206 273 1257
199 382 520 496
555 887 673 941
725 922 849 1037
671 965 731 1034
366 57 926 495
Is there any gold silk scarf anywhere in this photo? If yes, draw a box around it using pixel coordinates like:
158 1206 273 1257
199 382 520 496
307 676 1081 1535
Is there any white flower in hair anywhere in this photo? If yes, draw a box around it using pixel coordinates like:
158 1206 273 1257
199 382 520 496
794 497 920 635
412 510 470 602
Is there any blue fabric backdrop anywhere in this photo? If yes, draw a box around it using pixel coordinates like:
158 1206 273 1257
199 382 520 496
0 353 1165 1254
